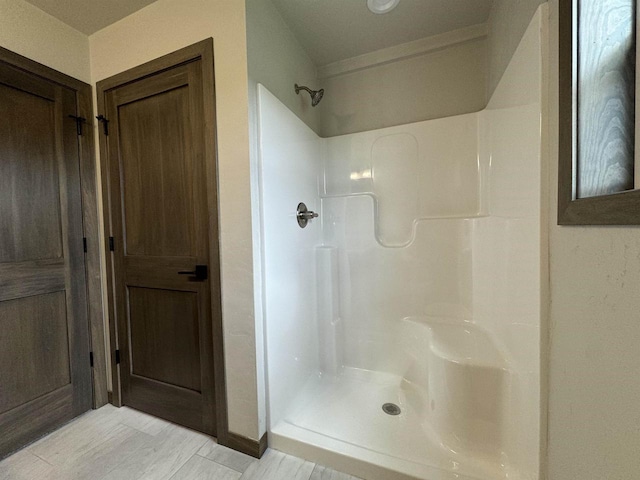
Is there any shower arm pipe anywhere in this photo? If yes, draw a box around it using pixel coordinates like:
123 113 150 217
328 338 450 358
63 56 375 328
294 83 324 106
295 84 314 96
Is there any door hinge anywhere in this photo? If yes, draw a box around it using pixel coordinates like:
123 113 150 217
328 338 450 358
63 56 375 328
89 351 94 368
68 115 87 136
83 237 88 253
109 236 115 251
96 114 109 136
115 349 121 365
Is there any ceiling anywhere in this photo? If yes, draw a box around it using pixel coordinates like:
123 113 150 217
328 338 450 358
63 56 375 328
271 0 494 66
24 0 159 35
23 0 493 62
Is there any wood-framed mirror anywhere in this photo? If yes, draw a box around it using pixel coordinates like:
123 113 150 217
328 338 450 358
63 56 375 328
559 0 640 225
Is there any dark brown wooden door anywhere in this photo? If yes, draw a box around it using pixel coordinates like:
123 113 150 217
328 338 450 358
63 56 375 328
0 62 92 457
105 59 217 435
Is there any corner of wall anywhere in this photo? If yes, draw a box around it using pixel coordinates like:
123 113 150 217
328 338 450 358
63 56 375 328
487 0 547 99
0 0 91 83
246 0 321 137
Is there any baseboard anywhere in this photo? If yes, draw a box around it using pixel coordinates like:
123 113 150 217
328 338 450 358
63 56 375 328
224 431 268 459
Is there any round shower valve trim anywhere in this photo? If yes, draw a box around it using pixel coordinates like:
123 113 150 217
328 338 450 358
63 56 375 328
297 202 318 228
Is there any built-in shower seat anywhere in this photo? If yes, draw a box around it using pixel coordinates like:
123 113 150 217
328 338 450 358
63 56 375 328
402 317 509 461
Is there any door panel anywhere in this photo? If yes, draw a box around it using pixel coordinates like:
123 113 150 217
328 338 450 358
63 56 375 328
106 60 216 435
0 292 70 413
129 287 201 391
0 62 91 457
0 261 65 303
0 83 63 263
118 86 194 257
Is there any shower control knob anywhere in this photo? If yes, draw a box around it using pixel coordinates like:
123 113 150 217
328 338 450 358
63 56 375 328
296 202 318 228
298 211 319 220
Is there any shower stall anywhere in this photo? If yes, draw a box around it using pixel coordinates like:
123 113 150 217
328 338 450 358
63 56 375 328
253 6 547 480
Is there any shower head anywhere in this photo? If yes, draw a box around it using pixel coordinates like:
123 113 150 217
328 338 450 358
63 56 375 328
295 84 324 107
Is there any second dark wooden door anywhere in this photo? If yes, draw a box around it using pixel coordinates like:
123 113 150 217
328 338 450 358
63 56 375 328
0 58 92 457
105 59 217 435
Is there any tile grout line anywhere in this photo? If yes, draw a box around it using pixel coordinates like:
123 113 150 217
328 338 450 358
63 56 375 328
169 437 213 479
28 451 56 468
194 452 247 474
116 420 168 437
171 452 244 480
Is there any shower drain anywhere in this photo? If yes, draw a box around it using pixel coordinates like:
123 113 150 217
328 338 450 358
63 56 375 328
382 403 401 416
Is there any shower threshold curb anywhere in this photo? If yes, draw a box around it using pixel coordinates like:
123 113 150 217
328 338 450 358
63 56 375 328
270 422 490 480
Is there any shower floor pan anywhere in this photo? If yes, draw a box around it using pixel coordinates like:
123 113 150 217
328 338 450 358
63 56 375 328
270 368 506 480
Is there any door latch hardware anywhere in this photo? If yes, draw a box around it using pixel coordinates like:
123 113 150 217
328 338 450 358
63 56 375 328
178 265 208 281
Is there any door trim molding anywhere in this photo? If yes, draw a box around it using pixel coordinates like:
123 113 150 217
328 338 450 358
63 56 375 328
226 432 269 459
96 39 230 445
0 46 107 409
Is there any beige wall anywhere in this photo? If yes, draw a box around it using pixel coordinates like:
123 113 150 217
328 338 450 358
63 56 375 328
89 0 260 441
246 0 320 135
546 1 640 478
0 0 90 82
318 37 487 137
487 0 546 98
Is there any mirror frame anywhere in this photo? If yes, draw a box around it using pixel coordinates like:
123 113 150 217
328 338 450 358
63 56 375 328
558 0 640 225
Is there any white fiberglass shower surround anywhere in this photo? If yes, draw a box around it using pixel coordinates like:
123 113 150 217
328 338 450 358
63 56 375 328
256 7 547 480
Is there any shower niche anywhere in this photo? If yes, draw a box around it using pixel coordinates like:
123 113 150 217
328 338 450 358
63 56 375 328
254 5 546 480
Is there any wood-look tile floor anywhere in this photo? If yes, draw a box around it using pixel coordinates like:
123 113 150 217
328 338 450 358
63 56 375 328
0 405 361 480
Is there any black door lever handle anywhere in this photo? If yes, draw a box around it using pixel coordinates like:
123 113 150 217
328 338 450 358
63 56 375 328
178 265 208 281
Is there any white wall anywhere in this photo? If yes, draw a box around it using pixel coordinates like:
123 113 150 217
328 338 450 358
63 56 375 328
89 0 260 441
319 37 488 137
245 0 323 436
473 8 547 477
319 15 546 469
487 0 546 97
256 85 323 428
546 1 640 479
322 115 480 376
0 0 90 82
257 24 545 471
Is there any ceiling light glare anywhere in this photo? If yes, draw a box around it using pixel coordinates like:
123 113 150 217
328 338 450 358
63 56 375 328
367 0 400 14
